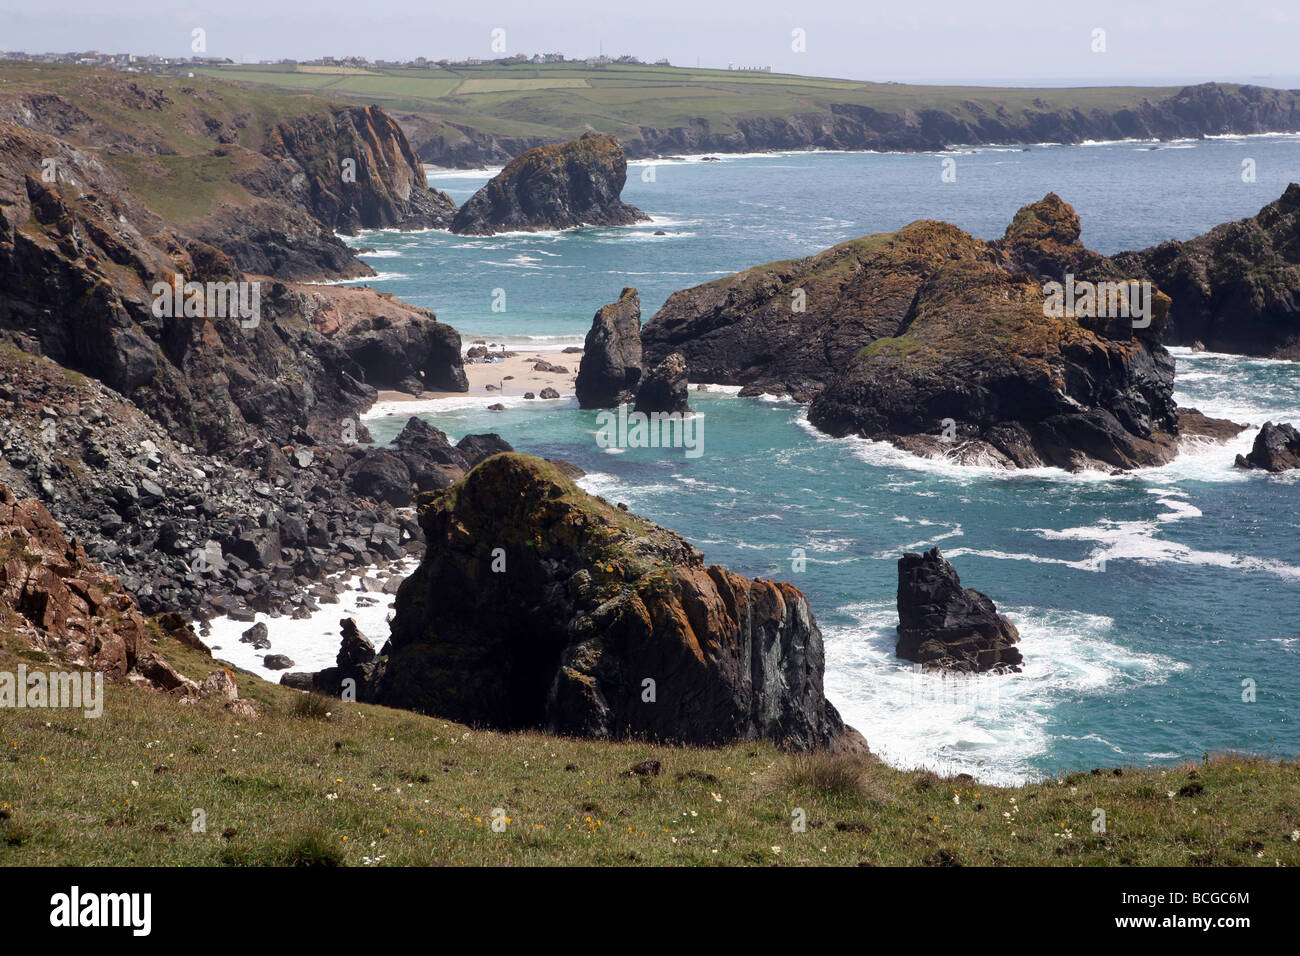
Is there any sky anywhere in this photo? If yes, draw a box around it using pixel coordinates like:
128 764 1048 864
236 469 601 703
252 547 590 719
3 0 1299 87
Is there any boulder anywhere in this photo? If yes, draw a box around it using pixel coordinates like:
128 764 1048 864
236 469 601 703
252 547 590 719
896 547 1022 673
345 450 413 506
635 352 691 414
1235 421 1300 472
576 288 643 408
376 453 864 752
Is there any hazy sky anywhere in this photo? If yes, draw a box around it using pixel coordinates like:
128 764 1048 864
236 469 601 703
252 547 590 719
4 0 1299 87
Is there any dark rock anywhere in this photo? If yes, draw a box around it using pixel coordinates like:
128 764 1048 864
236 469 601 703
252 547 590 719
576 288 643 408
450 132 649 236
1113 184 1300 359
1235 421 1300 472
240 622 271 650
455 433 514 467
345 450 413 506
635 352 691 414
537 388 560 400
896 547 1022 673
263 654 294 670
376 453 865 752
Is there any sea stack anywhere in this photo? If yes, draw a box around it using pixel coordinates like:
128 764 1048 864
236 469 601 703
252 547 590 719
450 132 650 236
575 288 644 408
896 547 1023 673
376 453 865 752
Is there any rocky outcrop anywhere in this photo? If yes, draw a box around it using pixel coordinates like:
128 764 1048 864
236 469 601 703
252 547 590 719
281 618 384 701
269 283 467 395
646 193 1216 471
406 82 1300 168
450 133 649 236
0 484 192 691
643 221 988 401
635 352 691 414
576 288 644 408
896 548 1022 673
1113 184 1300 359
376 454 863 751
1235 422 1300 472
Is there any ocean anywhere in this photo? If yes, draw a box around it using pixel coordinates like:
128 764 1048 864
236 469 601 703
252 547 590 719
227 136 1300 785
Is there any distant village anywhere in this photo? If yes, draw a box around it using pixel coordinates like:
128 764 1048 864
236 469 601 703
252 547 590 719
0 49 775 74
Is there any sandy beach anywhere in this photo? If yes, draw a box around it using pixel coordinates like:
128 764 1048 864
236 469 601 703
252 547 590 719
375 347 581 408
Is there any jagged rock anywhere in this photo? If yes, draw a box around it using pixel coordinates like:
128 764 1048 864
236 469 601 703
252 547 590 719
450 132 649 236
538 388 560 400
455 433 514 467
1114 184 1300 358
643 193 1230 471
1235 421 1300 472
376 453 865 752
635 352 691 414
0 484 192 693
576 288 643 408
280 617 384 702
896 548 1022 673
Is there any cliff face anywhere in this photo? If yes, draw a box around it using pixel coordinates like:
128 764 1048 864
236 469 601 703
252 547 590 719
407 83 1300 167
450 132 649 235
1113 184 1300 359
645 194 1209 471
0 120 465 455
265 104 457 235
379 454 860 752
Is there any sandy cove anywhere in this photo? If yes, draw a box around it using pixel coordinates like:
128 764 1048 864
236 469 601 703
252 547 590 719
374 348 581 407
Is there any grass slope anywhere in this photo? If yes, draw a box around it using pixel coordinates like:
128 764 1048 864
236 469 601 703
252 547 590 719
1 631 1296 867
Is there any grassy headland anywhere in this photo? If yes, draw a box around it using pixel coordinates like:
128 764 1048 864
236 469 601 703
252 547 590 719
1 631 1296 867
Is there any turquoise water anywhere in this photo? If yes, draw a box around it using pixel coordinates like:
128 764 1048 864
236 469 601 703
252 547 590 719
351 137 1299 784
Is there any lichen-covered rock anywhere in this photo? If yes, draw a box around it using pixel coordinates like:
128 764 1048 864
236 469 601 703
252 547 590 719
896 547 1022 673
644 192 1209 471
635 352 691 414
576 288 644 408
378 454 863 752
1235 421 1300 472
450 132 649 236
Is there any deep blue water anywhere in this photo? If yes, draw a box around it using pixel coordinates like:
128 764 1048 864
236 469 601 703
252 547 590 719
346 136 1299 783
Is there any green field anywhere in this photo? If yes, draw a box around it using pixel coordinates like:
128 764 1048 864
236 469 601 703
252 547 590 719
191 61 1191 145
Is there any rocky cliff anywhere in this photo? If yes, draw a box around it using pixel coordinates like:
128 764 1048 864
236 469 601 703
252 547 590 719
377 453 861 751
450 132 649 235
406 82 1300 167
1113 184 1300 359
265 104 457 234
